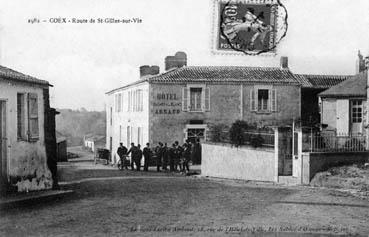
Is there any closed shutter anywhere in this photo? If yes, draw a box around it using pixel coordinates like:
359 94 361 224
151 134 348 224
127 91 131 112
121 92 125 112
204 87 210 111
182 87 188 111
250 89 256 111
271 89 277 112
27 93 39 141
268 90 272 111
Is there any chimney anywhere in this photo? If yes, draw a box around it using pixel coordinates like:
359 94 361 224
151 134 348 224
139 65 160 77
356 50 366 73
165 51 187 71
280 56 288 69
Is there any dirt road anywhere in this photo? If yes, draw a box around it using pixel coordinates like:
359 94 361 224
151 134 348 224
1 175 368 236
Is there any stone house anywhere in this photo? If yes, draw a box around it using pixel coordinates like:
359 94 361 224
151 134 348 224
294 74 352 126
0 65 58 193
106 52 301 164
318 70 368 135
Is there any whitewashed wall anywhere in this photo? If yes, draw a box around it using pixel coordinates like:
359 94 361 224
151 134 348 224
202 143 276 182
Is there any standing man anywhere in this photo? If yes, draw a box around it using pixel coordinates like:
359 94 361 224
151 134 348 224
155 142 164 172
182 143 191 173
162 143 169 171
117 142 128 170
143 143 152 172
136 144 143 171
174 141 183 171
169 143 176 172
127 143 137 170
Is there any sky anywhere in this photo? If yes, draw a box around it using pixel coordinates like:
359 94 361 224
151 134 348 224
1 0 369 111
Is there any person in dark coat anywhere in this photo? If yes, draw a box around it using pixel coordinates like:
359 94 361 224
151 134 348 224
135 144 143 171
127 143 137 170
162 143 169 171
174 141 183 171
169 143 176 172
143 143 152 171
182 143 191 173
117 142 128 170
155 142 164 172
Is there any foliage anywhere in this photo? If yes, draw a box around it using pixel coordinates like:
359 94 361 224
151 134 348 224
56 108 106 146
250 134 265 148
229 120 257 146
208 123 230 143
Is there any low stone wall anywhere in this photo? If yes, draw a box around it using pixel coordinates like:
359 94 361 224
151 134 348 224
301 151 369 184
202 143 276 182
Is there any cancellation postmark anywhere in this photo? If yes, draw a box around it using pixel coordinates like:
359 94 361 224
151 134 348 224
212 0 288 56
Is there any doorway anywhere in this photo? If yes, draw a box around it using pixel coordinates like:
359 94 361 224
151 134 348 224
351 100 363 135
0 101 8 189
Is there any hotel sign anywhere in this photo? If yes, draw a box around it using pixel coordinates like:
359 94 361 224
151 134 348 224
153 93 181 115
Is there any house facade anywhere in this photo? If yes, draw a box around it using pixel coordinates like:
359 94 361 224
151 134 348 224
84 135 106 153
294 74 352 126
319 70 368 136
106 53 301 163
0 65 57 193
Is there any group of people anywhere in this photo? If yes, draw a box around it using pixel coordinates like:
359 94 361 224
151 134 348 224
116 139 201 173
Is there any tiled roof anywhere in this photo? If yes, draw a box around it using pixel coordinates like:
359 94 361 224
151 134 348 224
148 66 299 84
295 74 352 89
0 65 51 86
106 66 299 94
319 71 367 98
293 74 312 87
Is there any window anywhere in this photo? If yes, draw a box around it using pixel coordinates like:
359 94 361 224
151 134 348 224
28 93 39 140
128 89 143 112
190 88 202 111
118 93 122 112
137 127 142 145
258 89 269 111
182 86 210 112
17 93 26 140
110 107 112 125
114 94 118 112
127 126 131 145
250 88 277 112
128 91 131 112
351 100 362 123
18 93 39 141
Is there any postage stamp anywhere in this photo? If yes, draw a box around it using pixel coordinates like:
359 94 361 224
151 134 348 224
212 0 288 56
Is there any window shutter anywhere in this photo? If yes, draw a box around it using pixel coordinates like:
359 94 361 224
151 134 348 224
182 87 188 111
250 89 256 111
27 93 39 140
17 93 26 139
268 90 272 111
122 92 125 112
205 87 210 111
271 89 277 112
